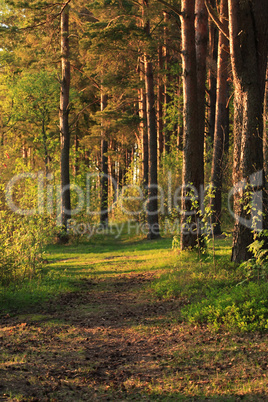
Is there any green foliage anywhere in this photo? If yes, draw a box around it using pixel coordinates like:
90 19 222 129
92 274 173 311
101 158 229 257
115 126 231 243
152 235 268 332
184 283 268 332
238 231 268 283
0 213 56 286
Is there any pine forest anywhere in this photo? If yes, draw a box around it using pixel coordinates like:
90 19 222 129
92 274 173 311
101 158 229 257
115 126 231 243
1 0 268 400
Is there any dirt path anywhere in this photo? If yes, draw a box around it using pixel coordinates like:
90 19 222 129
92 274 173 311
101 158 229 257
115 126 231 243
1 271 268 401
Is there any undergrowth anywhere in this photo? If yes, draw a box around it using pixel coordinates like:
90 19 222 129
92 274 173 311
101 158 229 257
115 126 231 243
152 238 268 332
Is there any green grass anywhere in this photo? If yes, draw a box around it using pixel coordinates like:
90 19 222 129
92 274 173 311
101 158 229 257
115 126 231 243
2 229 268 332
0 230 175 315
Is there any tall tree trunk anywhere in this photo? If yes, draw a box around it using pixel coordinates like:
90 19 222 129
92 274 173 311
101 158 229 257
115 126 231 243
100 91 109 227
228 0 268 262
157 45 164 159
145 57 161 239
142 0 160 239
163 11 172 154
208 0 218 143
138 61 148 187
59 4 71 233
211 0 229 235
180 0 205 249
264 67 268 178
195 0 208 155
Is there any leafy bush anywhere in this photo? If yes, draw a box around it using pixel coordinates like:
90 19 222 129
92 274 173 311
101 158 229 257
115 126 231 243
0 213 55 286
183 282 268 332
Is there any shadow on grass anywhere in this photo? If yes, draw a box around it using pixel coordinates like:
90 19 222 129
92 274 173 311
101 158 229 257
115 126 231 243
1 247 268 401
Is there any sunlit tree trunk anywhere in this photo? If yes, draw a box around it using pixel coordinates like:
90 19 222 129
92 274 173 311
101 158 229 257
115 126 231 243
163 11 172 154
59 4 71 234
229 0 268 262
195 0 208 159
207 0 217 144
211 0 229 235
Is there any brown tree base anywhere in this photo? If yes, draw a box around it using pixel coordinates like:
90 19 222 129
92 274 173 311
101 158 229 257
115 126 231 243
56 233 69 245
147 233 161 240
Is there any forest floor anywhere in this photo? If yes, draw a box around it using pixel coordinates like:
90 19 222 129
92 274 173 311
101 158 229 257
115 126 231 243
0 233 268 401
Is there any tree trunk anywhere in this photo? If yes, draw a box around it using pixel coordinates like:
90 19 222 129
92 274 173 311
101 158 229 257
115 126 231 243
157 45 164 159
195 0 208 156
59 5 71 234
180 0 204 249
42 119 49 177
208 0 218 143
211 0 229 235
163 11 172 154
264 68 268 178
228 0 268 262
138 61 148 187
100 91 109 227
145 57 161 239
73 124 79 179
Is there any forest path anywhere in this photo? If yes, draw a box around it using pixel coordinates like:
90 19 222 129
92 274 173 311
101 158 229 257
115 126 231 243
1 240 268 401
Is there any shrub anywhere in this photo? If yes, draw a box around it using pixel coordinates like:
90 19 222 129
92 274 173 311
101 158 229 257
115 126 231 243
0 213 55 286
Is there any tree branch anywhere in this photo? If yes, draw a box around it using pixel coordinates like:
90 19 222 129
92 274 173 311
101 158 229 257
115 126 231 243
155 0 183 18
204 0 229 40
21 0 72 30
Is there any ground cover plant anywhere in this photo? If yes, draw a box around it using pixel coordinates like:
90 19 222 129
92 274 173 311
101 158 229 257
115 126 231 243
0 230 268 401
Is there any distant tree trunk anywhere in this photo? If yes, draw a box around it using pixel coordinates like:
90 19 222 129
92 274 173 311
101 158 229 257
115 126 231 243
100 91 109 227
73 124 79 178
229 0 268 262
138 61 148 187
211 0 229 235
42 119 49 178
180 0 205 249
145 57 161 239
59 4 71 234
177 74 183 151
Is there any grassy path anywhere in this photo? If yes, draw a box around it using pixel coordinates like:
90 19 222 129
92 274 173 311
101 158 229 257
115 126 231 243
0 235 268 401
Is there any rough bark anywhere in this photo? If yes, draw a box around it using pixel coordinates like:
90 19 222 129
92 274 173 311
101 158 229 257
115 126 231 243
228 0 268 262
59 5 71 233
180 0 205 249
211 0 229 235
